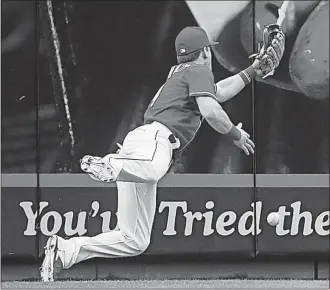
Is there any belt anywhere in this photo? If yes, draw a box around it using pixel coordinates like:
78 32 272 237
168 134 177 144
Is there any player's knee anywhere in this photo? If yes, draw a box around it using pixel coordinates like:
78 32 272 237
129 235 150 255
123 232 150 256
135 238 150 254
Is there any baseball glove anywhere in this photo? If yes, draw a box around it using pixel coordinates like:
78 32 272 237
249 24 285 78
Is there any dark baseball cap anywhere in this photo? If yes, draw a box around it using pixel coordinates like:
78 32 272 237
175 26 219 56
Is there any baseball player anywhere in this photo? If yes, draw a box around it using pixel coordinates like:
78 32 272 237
41 26 285 281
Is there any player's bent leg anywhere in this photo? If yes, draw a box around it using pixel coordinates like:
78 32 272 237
116 181 157 246
81 125 173 184
114 127 173 183
55 230 150 270
40 230 149 281
41 181 157 276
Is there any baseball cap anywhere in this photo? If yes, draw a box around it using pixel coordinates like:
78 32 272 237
175 26 219 56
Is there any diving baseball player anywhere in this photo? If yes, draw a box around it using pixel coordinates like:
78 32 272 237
41 26 285 281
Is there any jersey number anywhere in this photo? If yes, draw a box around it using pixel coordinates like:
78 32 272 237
148 84 165 108
148 64 190 108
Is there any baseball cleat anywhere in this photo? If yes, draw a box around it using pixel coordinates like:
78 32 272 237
40 235 63 282
80 155 118 182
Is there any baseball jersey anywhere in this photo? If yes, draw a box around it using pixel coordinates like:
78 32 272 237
144 63 217 150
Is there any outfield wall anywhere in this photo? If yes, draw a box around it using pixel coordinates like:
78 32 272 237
1 174 329 281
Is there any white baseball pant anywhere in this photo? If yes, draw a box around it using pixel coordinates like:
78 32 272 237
56 122 180 269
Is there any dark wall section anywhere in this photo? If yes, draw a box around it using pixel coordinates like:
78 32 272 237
256 187 329 260
2 1 328 174
256 85 329 174
1 1 38 173
1 188 39 259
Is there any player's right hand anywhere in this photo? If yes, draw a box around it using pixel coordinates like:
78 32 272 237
233 123 255 155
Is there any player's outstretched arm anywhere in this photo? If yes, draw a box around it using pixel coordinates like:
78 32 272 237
215 74 246 103
215 32 285 103
196 96 255 155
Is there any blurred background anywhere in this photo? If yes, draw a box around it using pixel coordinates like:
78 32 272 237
1 0 329 174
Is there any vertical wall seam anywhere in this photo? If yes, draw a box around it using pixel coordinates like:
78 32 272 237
35 0 41 260
252 0 258 259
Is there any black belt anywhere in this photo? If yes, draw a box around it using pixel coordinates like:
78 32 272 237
168 134 177 144
168 134 181 153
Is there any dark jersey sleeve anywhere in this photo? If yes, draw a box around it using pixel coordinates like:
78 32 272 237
185 65 217 100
